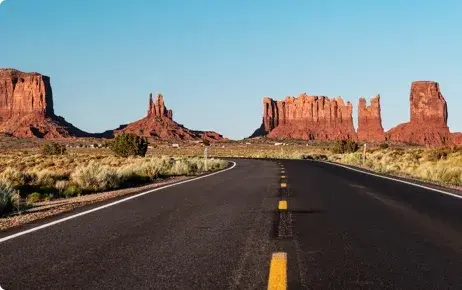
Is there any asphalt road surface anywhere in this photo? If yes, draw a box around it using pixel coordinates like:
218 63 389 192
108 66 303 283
1 159 462 289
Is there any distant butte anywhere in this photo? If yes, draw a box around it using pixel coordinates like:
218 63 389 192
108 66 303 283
0 69 225 141
251 94 356 140
113 93 224 141
0 69 89 139
1 68 460 146
387 81 456 146
357 95 385 142
251 82 461 146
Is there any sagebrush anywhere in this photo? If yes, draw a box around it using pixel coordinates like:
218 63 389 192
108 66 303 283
110 133 148 157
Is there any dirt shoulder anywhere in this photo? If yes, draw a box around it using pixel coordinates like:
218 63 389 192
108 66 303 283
1 176 190 231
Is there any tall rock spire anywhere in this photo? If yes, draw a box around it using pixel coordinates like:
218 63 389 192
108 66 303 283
146 92 172 119
357 95 385 141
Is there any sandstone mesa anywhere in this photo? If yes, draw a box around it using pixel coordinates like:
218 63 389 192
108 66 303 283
251 94 356 141
252 81 461 146
0 69 88 139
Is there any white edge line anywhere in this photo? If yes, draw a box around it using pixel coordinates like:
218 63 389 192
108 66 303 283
316 160 462 200
0 161 237 244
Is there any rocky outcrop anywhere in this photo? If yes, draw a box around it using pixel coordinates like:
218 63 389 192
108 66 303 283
251 94 356 140
387 81 452 146
0 69 88 138
148 93 173 119
115 93 224 141
357 95 385 142
252 82 460 146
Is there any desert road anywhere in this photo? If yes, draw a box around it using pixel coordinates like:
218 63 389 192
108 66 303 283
1 159 462 289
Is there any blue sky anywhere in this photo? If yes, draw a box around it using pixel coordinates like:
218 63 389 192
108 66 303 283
1 0 461 139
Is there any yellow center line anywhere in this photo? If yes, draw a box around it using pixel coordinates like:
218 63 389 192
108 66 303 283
267 252 287 290
278 200 288 210
280 183 287 188
281 175 286 179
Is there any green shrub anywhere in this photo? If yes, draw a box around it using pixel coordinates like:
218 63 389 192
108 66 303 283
0 167 27 188
332 140 359 154
41 143 66 156
27 192 41 204
34 170 63 188
71 161 120 192
202 139 211 146
0 183 13 215
110 133 148 157
63 185 82 198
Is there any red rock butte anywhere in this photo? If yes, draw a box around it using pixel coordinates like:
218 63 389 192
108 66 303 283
252 81 461 146
386 81 456 146
114 93 224 141
357 95 385 142
0 69 88 138
251 94 356 140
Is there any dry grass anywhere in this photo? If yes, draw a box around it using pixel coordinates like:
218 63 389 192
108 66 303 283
331 147 462 187
0 149 228 212
152 142 462 187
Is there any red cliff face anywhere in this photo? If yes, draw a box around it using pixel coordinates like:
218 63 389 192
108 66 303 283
0 69 54 121
357 95 385 142
387 81 452 146
115 93 224 141
0 69 87 139
252 93 356 140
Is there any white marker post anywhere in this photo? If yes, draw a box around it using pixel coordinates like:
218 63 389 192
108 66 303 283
204 146 208 171
362 143 367 164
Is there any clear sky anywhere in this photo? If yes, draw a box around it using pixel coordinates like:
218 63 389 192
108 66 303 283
1 0 461 139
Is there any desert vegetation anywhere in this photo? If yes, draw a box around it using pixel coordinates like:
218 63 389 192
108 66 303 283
332 146 462 187
147 139 461 187
110 133 148 157
1 134 460 217
0 147 228 216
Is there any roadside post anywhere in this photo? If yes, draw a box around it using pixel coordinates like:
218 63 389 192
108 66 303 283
204 146 208 171
362 143 367 164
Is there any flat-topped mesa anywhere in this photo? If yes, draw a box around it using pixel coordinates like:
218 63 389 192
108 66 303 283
357 95 385 142
148 93 172 120
0 68 88 138
387 81 452 146
253 93 356 140
0 68 54 121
